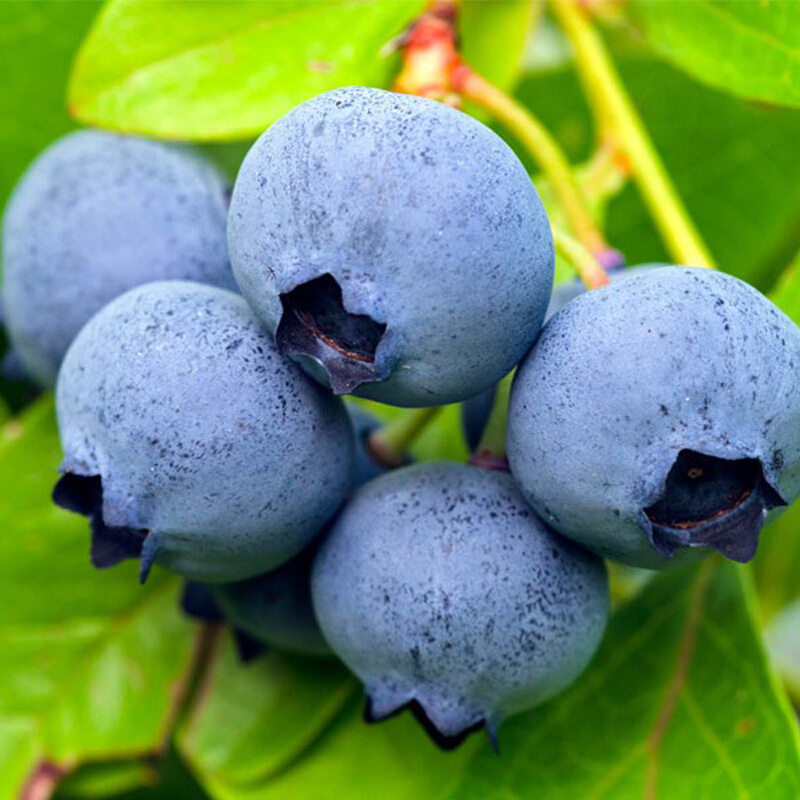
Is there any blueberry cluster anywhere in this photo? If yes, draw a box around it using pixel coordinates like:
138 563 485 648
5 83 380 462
5 86 800 750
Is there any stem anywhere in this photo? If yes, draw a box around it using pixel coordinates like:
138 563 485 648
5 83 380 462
551 0 716 269
469 370 515 467
580 140 630 208
367 407 442 467
165 622 223 740
392 0 462 104
454 66 619 266
553 227 610 289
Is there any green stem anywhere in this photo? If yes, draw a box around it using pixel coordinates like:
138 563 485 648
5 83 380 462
551 0 716 269
367 407 441 467
553 226 610 289
580 142 629 209
453 66 618 266
470 370 515 464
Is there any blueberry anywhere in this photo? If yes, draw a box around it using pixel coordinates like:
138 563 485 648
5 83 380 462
460 385 498 452
346 405 391 488
1 130 236 386
460 265 663 450
54 280 353 583
507 266 800 568
180 582 225 623
207 405 389 656
312 461 608 749
228 87 554 407
212 544 331 658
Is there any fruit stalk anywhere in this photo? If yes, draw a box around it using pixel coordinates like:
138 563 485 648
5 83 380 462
552 226 611 290
551 0 716 269
367 407 442 467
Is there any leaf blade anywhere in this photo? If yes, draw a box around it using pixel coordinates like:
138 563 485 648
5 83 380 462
0 398 198 794
444 560 800 799
68 0 423 140
628 0 800 108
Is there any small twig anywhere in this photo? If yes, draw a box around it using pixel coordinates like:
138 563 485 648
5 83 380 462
553 226 611 290
393 1 462 105
367 407 442 468
551 0 716 269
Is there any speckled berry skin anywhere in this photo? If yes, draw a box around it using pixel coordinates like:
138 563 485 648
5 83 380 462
209 406 388 656
312 461 608 746
228 87 554 407
1 130 235 386
507 266 800 568
460 265 666 451
55 281 353 583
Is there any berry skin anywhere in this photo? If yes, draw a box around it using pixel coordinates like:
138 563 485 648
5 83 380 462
1 130 236 386
460 280 588 450
54 280 353 584
460 265 662 451
312 461 609 749
212 545 331 658
228 86 554 407
507 266 800 568
346 405 392 487
207 406 389 657
460 385 497 452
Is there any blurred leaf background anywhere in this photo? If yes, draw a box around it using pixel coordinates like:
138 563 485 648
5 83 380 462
0 1 799 797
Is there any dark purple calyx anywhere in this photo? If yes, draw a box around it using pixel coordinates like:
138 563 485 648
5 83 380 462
180 582 265 662
644 450 784 563
53 473 150 572
276 274 388 395
364 695 490 752
180 581 224 623
231 629 267 664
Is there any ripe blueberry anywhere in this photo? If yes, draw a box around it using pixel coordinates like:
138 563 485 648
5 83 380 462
312 461 608 749
54 281 353 583
1 130 235 386
507 266 800 568
460 265 661 450
205 406 389 656
228 87 554 407
212 544 330 658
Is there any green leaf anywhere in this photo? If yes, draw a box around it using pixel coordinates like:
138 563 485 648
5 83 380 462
68 0 537 142
461 0 538 91
766 600 800 704
180 560 800 798
350 400 469 463
0 1 101 409
514 57 800 289
55 749 208 799
69 0 423 141
628 0 800 108
0 398 198 796
0 1 101 215
443 560 800 799
769 257 800 323
0 717 39 799
238 696 481 800
182 660 481 800
752 259 800 617
55 760 156 798
177 632 355 796
750 501 800 618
